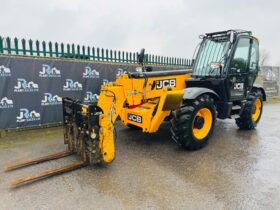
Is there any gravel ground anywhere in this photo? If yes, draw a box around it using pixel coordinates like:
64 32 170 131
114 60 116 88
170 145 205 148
0 103 279 210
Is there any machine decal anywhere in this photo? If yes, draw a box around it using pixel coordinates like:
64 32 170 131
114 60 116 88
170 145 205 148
128 113 142 123
155 78 176 89
233 83 244 91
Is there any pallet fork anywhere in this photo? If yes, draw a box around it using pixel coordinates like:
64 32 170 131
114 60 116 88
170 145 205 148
5 98 103 187
5 150 86 187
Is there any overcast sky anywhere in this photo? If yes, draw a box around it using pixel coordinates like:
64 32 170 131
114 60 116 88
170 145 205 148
1 0 279 65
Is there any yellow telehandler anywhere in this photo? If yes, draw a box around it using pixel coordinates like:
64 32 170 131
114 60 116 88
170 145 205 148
5 30 266 187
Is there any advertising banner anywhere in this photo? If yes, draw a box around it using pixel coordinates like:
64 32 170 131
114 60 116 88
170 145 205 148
0 56 185 129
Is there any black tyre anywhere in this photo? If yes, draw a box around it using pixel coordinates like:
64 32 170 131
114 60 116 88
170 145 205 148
236 90 263 130
171 94 216 150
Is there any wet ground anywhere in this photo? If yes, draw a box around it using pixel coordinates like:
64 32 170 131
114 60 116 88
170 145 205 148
0 103 279 210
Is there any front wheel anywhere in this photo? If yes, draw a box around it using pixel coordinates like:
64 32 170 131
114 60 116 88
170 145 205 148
236 90 263 130
171 94 216 150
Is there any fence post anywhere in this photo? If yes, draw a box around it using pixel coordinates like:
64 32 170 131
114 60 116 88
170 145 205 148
110 50 113 62
74 45 81 59
97 48 100 61
122 51 125 63
67 44 70 58
117 51 120 62
101 48 104 61
77 45 80 59
87 46 90 60
42 41 46 57
22 38 26 55
133 52 136 63
55 42 59 57
6 37 12 54
106 49 109 61
114 50 117 62
14 37 19 55
61 43 65 57
82 46 85 59
29 39 33 56
71 44 75 58
48 41 53 57
125 52 128 63
144 54 147 64
36 40 40 56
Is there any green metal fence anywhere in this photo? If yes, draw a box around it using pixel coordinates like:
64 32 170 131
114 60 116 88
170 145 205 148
0 36 193 66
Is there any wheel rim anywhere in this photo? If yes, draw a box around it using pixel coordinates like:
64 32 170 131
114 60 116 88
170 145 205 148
252 98 262 122
192 108 213 140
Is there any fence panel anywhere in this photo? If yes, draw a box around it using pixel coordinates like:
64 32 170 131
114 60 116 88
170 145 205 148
0 36 192 67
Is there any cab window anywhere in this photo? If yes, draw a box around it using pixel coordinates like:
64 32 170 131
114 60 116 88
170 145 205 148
230 38 250 73
249 39 259 72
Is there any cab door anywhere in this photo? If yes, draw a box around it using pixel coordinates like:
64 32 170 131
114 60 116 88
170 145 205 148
228 37 251 101
247 39 259 88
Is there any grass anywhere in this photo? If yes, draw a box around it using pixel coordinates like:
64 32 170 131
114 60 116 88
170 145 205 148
0 126 63 149
267 97 280 103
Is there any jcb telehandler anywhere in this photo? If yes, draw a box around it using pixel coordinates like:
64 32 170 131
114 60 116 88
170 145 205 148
6 30 266 187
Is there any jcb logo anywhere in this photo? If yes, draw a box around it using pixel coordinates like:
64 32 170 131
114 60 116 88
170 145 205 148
155 79 176 89
233 83 244 91
128 114 142 123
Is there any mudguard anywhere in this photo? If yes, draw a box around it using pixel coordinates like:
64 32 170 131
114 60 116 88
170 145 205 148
183 87 220 100
252 84 266 101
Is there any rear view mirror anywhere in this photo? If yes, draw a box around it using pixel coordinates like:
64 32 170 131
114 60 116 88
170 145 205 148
138 49 145 65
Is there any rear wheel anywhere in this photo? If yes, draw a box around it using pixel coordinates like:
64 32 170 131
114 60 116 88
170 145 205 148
236 90 263 130
171 94 216 150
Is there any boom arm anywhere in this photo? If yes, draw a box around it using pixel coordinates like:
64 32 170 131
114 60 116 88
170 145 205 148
63 70 192 165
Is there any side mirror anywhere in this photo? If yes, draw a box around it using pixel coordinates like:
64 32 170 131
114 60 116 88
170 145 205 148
138 48 145 65
210 62 222 69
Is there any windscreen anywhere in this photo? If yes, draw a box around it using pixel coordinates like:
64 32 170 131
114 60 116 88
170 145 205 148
193 38 230 77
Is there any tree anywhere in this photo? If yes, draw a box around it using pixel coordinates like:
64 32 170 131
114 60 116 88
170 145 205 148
259 48 270 66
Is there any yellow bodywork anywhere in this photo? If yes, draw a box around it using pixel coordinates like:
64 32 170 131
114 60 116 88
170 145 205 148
96 71 192 163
